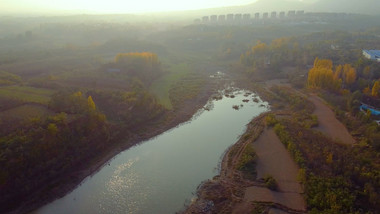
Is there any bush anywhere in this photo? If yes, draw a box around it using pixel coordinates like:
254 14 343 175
264 175 278 191
265 113 278 126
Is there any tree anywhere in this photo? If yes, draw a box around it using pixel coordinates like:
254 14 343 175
372 80 380 97
363 86 371 96
47 123 58 136
307 58 337 90
87 96 96 110
343 64 356 86
334 65 343 80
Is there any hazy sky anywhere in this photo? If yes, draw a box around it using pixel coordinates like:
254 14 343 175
1 0 259 14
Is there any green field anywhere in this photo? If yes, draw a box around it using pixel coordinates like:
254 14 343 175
0 104 54 121
0 86 55 104
149 63 190 109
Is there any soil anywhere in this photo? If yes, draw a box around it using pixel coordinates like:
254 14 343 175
244 186 305 212
308 95 355 144
253 129 303 194
183 113 306 214
236 128 306 213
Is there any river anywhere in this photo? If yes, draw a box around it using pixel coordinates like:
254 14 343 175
36 87 269 214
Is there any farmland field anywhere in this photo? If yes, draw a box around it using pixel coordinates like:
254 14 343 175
0 86 55 104
0 104 54 121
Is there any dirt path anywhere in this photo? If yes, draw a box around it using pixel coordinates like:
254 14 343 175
253 129 303 193
242 128 306 212
244 186 305 212
266 79 355 145
308 95 355 145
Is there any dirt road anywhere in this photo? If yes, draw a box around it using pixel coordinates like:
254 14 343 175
242 128 306 212
308 95 355 145
253 129 303 193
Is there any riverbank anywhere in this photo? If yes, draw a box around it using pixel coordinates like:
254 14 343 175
183 76 364 213
182 113 268 213
181 77 305 213
32 84 269 214
182 110 307 214
11 78 217 214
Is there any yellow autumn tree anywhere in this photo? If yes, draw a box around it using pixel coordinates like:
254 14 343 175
73 91 82 97
363 86 371 96
308 58 359 92
115 52 159 66
313 57 333 69
334 65 343 80
372 80 380 97
342 64 356 85
47 123 58 136
240 41 269 69
251 40 268 53
308 58 336 90
88 96 96 110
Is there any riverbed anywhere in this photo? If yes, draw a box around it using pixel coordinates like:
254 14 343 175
35 87 269 214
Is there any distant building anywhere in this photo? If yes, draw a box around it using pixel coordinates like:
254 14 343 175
254 13 260 19
235 14 242 21
202 16 209 23
218 15 226 22
296 10 305 16
271 12 277 18
331 44 340 50
363 50 380 62
263 12 269 19
360 103 380 116
210 15 217 22
227 14 234 22
288 10 296 17
243 14 251 20
279 11 285 19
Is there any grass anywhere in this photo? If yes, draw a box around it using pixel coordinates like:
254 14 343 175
149 63 190 109
169 73 205 109
0 85 55 104
0 104 54 121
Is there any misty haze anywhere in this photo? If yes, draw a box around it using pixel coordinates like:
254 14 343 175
0 0 380 214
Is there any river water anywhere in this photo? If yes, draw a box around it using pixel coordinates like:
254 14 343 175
36 87 268 214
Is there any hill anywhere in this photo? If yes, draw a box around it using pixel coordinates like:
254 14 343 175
179 0 379 18
308 0 380 15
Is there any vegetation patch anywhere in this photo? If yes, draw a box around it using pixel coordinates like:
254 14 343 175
237 144 257 180
169 72 206 109
263 175 278 191
0 86 55 104
250 202 267 214
0 71 22 86
0 104 53 122
275 119 380 213
149 63 190 109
